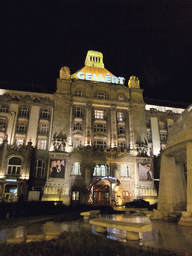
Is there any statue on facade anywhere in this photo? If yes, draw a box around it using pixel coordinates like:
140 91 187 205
128 76 140 88
53 132 67 151
59 66 70 79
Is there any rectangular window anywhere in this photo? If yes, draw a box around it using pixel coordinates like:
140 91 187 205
16 121 27 134
75 107 82 118
93 164 109 176
117 126 125 134
117 112 124 122
0 121 6 132
96 92 107 99
118 142 126 151
73 123 82 131
0 105 9 113
77 90 84 97
95 110 104 119
37 139 47 150
39 123 49 135
18 107 30 118
120 164 129 177
94 124 106 132
160 131 167 142
72 191 79 201
94 141 106 151
40 109 50 119
71 162 81 175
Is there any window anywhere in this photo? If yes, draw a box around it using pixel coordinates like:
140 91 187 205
0 121 6 132
160 131 167 142
0 105 8 113
118 142 126 151
94 124 106 132
94 141 106 151
16 138 25 146
75 107 82 118
93 164 110 176
40 109 50 119
37 139 47 150
74 139 82 148
117 112 124 122
18 107 30 118
72 191 80 201
147 129 152 142
39 123 49 135
34 160 45 178
7 157 21 175
73 123 82 131
77 90 84 97
96 92 107 99
71 162 81 175
120 164 130 177
95 110 104 119
117 126 125 134
16 121 28 134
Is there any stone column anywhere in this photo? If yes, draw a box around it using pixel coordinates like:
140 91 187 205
128 108 134 149
85 103 92 146
26 106 40 146
187 141 192 213
150 116 161 156
110 107 117 148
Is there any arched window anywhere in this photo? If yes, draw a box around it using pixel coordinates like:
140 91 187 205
93 164 110 176
7 157 22 175
34 160 45 178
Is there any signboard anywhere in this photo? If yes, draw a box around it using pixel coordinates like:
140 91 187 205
138 163 153 181
77 72 124 84
50 159 66 178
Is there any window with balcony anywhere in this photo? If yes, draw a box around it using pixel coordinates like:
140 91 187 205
40 109 50 119
120 164 130 177
37 139 47 150
96 92 107 99
7 157 21 175
93 164 110 176
71 162 81 175
117 126 125 134
76 90 84 97
16 121 28 134
94 141 106 151
39 123 49 135
118 142 126 151
117 112 124 122
0 105 9 113
34 160 45 178
75 107 82 118
94 124 106 132
95 110 104 119
18 107 30 118
0 121 6 132
73 123 82 131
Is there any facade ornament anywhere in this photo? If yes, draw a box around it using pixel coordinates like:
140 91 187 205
136 139 148 156
53 132 67 151
60 66 70 79
128 76 140 89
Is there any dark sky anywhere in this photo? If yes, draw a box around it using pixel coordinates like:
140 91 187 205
1 0 192 103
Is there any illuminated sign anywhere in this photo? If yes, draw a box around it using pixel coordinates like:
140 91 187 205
77 72 124 84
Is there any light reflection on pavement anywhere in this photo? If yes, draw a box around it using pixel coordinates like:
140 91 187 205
1 213 192 255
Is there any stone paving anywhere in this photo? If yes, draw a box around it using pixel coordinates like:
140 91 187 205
0 213 192 255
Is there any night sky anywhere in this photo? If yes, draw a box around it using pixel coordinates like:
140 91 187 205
1 0 192 103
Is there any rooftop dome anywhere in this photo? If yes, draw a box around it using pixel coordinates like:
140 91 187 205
166 104 192 148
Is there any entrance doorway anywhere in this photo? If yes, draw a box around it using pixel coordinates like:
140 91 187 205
4 185 18 202
93 184 109 205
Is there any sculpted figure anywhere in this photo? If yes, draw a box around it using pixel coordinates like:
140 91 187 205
60 66 70 79
128 76 140 88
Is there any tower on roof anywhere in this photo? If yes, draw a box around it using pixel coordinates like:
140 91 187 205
85 50 104 68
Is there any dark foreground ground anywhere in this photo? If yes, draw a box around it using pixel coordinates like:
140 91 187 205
0 230 184 256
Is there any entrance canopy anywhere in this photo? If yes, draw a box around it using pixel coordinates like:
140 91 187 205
90 176 120 188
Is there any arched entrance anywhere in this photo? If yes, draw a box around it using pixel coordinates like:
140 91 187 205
90 176 120 206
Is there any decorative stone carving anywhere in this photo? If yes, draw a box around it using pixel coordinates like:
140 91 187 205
53 132 67 151
59 66 70 79
128 76 140 89
136 139 148 156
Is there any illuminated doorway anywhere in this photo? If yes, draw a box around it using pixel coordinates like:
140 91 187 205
93 184 109 205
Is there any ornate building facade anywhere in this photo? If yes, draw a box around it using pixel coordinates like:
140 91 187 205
0 51 185 205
